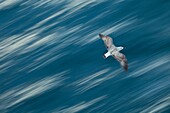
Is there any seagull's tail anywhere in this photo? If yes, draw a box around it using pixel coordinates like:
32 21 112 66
103 51 111 59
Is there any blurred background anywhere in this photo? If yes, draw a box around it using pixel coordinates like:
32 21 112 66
0 0 170 113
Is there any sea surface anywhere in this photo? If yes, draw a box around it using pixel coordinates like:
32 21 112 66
0 0 170 113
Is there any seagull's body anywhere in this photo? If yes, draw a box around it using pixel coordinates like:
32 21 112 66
99 34 128 71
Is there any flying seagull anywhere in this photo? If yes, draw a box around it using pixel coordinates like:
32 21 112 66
99 34 128 71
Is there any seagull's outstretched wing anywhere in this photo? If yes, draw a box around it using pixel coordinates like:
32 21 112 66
99 34 115 49
105 36 114 49
112 52 128 71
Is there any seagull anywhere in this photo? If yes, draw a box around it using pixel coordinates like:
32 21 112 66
99 34 128 71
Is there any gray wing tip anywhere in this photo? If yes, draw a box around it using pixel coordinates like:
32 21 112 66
124 63 128 71
121 60 128 71
99 33 105 38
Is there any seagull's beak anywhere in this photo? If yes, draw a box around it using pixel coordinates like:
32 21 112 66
99 34 105 39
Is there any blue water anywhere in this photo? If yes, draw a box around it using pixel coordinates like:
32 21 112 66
0 0 170 113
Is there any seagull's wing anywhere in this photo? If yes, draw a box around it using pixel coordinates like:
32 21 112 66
104 36 115 49
112 51 128 71
99 34 115 49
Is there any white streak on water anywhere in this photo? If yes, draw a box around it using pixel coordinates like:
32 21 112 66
141 96 170 113
23 33 56 51
63 0 103 17
130 78 170 104
0 61 13 74
73 68 122 94
0 0 22 10
28 53 67 73
0 15 26 32
0 71 68 109
0 33 37 60
129 56 170 77
28 9 67 31
54 95 107 113
0 29 71 73
77 69 110 86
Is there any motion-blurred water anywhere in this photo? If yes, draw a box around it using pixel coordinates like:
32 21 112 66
0 0 170 113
